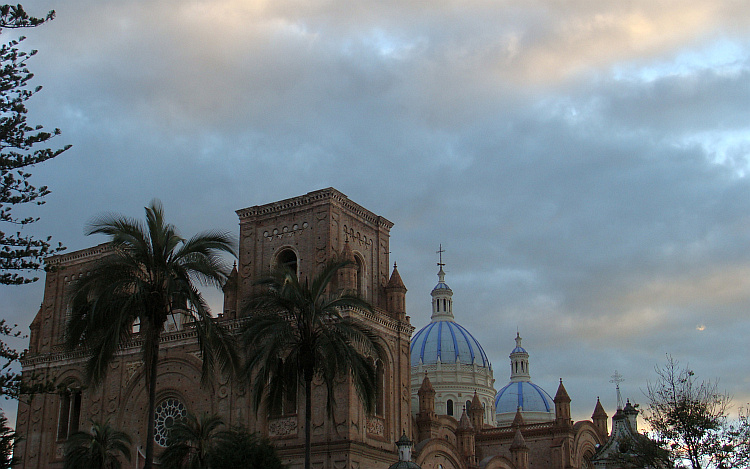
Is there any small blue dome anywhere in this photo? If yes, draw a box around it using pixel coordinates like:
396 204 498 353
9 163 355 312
410 320 490 368
511 346 527 354
433 281 452 291
494 381 554 414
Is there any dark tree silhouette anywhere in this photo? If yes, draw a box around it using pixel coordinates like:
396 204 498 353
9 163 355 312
241 260 381 469
65 201 239 469
0 4 70 285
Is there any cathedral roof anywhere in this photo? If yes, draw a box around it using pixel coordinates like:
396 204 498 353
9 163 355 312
495 334 555 418
410 264 491 368
411 320 490 367
495 381 555 414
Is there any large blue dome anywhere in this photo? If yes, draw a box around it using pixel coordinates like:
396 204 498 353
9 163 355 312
410 320 491 368
494 381 554 414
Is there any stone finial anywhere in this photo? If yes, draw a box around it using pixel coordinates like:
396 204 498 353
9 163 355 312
592 397 609 439
592 397 607 419
458 409 473 430
341 238 356 264
386 263 407 291
419 373 434 393
471 391 482 410
510 428 527 450
512 407 525 428
554 378 571 403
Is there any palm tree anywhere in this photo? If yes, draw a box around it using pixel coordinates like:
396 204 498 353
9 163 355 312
160 412 223 469
241 259 382 469
209 425 284 469
160 413 284 469
64 420 132 469
65 200 239 469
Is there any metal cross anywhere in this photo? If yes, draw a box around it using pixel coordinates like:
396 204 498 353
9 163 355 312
437 244 445 268
610 370 625 410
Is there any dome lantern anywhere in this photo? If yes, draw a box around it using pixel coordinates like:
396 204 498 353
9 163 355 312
495 334 555 426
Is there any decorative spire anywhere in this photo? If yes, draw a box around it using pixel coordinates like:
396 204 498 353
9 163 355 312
386 262 407 290
554 378 570 403
512 407 525 428
592 397 609 440
341 238 356 263
610 370 625 410
471 391 482 411
458 409 473 430
510 428 527 450
554 379 572 427
592 397 607 419
509 333 530 382
430 245 454 321
419 373 434 393
395 431 413 462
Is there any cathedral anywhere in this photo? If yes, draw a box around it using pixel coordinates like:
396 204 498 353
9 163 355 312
15 188 636 468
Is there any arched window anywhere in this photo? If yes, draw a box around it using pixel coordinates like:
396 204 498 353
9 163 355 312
270 359 297 418
466 400 471 413
447 399 454 416
57 383 82 440
283 385 297 416
276 249 298 276
355 255 364 296
375 360 385 417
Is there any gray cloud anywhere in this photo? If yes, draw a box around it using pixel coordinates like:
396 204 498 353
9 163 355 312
4 0 750 424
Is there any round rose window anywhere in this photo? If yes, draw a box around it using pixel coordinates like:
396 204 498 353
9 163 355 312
153 397 187 447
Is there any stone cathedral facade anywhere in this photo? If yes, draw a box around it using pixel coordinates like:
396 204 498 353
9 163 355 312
16 188 630 469
16 188 414 469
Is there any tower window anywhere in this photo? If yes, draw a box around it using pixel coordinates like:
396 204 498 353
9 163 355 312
355 255 364 297
57 385 82 440
447 399 454 416
270 359 297 417
375 360 385 416
276 249 298 276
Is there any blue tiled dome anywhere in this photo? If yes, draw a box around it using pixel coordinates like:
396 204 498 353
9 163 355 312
494 381 554 414
433 280 452 291
410 320 491 368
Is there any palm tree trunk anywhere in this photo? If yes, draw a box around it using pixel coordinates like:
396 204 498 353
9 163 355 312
144 334 160 469
305 375 312 469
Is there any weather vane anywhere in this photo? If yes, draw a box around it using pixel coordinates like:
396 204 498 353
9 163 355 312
610 370 625 410
437 244 445 268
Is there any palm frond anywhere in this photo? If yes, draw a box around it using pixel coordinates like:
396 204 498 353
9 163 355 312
65 200 238 469
64 420 131 469
185 284 239 386
241 259 379 416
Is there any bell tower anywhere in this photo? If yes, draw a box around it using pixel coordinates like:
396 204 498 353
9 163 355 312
229 188 414 467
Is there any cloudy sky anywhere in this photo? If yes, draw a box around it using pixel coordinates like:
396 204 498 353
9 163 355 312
3 0 750 427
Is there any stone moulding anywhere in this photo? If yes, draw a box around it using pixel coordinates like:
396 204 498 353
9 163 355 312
236 188 394 230
268 416 298 438
366 416 385 437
